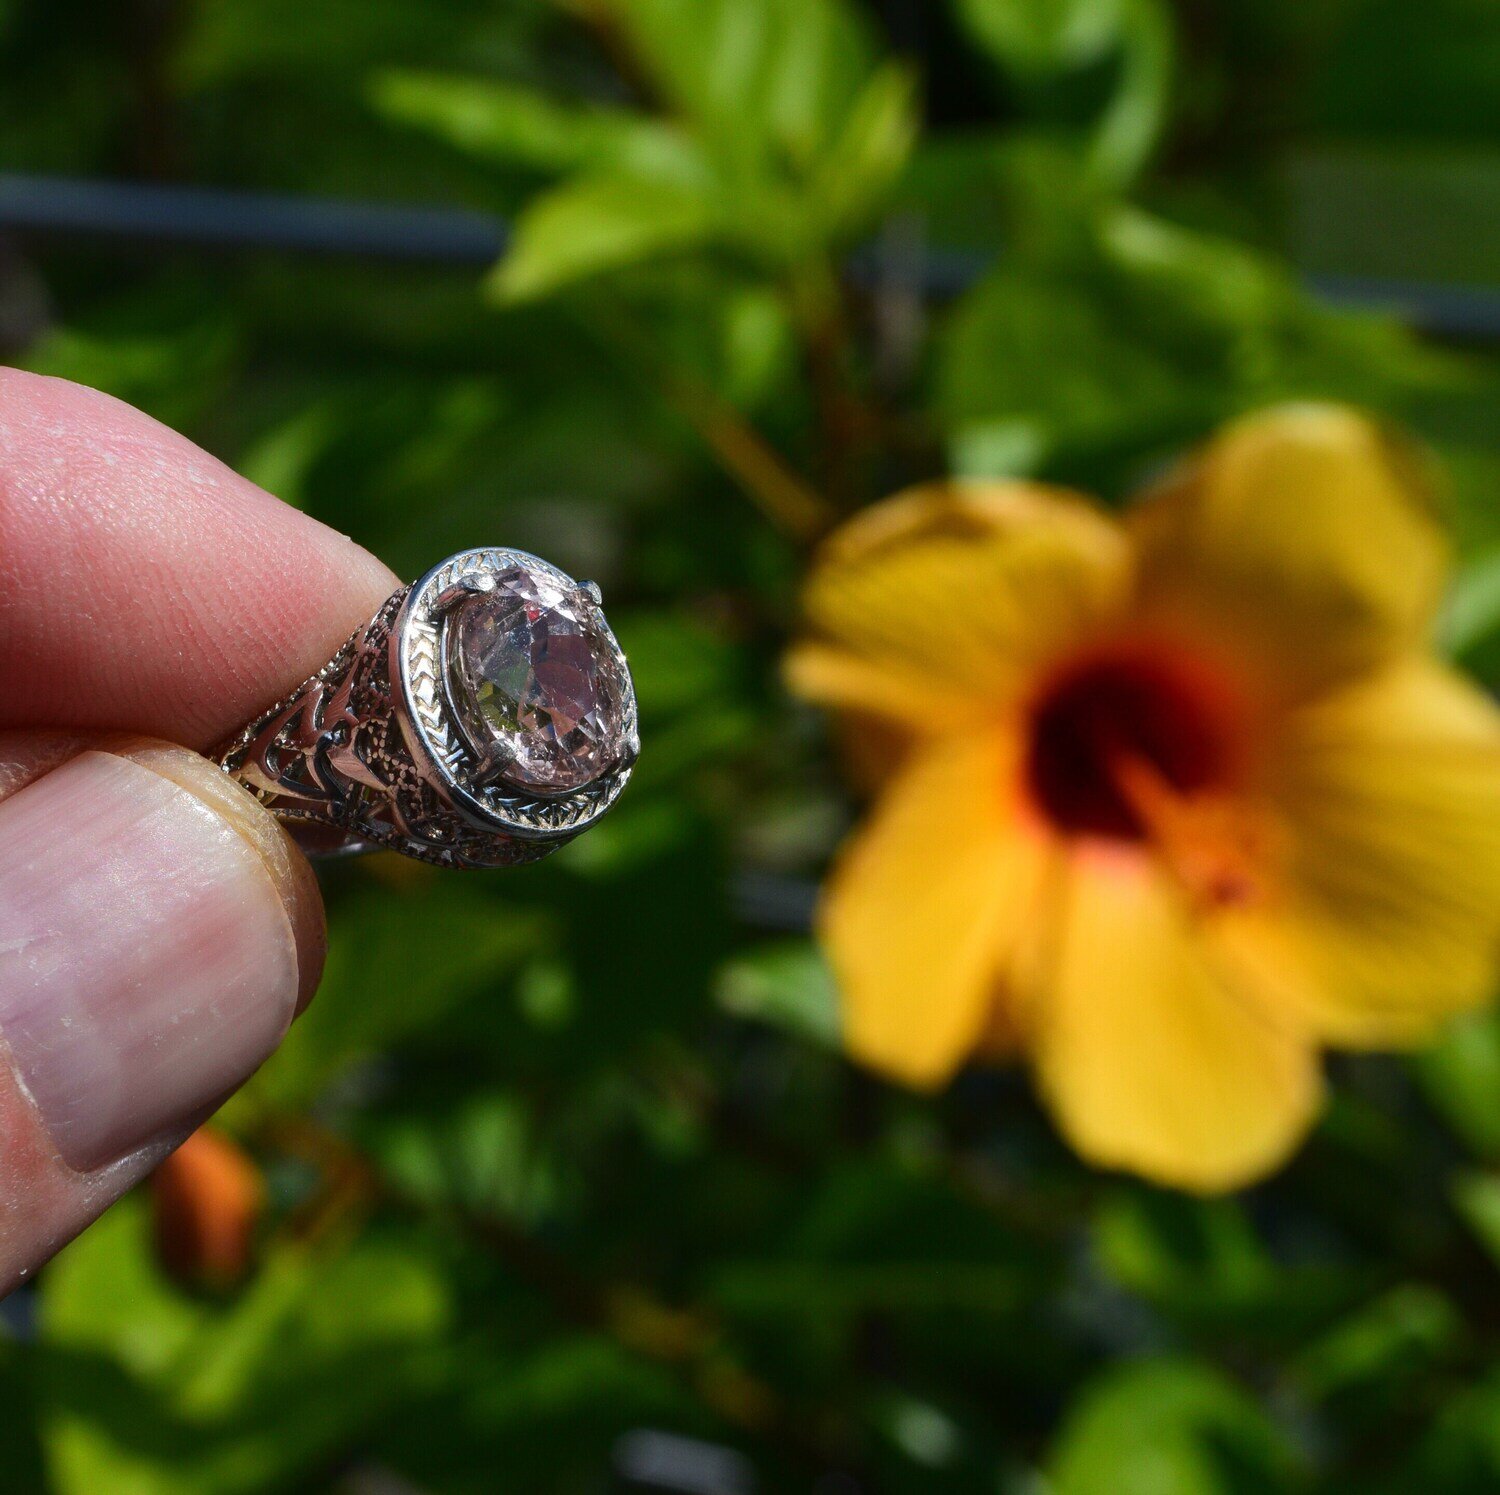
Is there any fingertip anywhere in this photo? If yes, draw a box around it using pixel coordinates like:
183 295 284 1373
0 742 319 1173
0 371 403 747
99 737 328 1013
0 735 325 1014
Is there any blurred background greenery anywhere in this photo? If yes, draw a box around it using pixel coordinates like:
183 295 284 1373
3 0 1500 1490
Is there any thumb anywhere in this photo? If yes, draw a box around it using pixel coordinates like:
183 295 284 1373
0 738 323 1290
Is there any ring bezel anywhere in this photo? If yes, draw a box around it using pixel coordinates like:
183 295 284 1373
390 547 637 843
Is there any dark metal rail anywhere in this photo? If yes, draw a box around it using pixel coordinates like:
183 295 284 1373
2 173 1499 340
0 173 508 264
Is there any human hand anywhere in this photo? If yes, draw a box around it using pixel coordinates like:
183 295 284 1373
0 370 399 1292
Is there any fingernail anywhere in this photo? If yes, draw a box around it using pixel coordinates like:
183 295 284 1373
0 742 325 1171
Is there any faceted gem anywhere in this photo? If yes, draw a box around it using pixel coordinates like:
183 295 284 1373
447 565 629 793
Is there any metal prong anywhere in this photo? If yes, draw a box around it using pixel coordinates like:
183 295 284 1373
616 730 641 773
470 739 518 787
433 571 497 614
578 579 603 606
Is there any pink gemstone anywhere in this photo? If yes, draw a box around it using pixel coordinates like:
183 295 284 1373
448 566 629 793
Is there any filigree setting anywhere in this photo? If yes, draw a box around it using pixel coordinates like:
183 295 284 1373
215 549 638 869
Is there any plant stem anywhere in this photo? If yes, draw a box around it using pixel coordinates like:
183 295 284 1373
574 294 837 542
793 260 868 513
681 383 836 541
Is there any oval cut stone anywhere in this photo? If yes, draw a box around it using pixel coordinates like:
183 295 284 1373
446 565 629 793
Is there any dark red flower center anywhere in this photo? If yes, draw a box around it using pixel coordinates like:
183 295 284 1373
1024 646 1240 841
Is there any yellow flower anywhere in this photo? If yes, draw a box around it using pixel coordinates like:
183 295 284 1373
788 405 1500 1192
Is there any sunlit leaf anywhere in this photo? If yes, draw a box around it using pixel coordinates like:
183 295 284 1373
1095 1191 1270 1306
1048 1358 1299 1495
589 0 879 166
232 402 340 508
1441 545 1500 681
952 0 1125 77
488 171 722 302
806 62 920 240
950 0 1170 185
937 205 1452 473
20 302 238 431
1088 0 1172 186
1094 1188 1360 1342
38 1200 448 1495
372 70 696 180
716 939 841 1047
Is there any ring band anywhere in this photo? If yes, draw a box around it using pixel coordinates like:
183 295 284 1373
215 548 638 869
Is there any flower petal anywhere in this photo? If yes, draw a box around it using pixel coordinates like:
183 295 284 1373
1219 657 1500 1046
793 481 1131 728
784 642 936 733
1132 405 1448 702
820 728 1051 1087
1033 852 1321 1192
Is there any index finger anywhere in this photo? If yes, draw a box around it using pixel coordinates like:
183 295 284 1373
0 370 400 749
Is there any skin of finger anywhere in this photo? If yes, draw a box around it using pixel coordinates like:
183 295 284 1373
0 730 90 800
97 738 326 1014
0 1073 196 1297
0 739 325 1294
0 369 401 749
0 732 325 1012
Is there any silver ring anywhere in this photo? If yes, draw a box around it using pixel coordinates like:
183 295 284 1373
215 548 638 868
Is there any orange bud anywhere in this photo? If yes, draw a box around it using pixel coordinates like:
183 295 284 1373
151 1125 262 1288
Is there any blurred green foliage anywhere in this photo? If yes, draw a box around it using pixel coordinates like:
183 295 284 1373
4 0 1500 1490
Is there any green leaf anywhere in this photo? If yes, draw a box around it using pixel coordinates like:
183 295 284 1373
371 70 696 180
232 401 340 508
407 0 908 303
937 205 1452 473
241 885 544 1113
952 0 1126 77
710 1161 1050 1320
38 1200 448 1495
1393 1367 1500 1493
172 0 504 90
717 284 797 405
20 296 238 431
1416 1007 1500 1159
612 610 743 719
1440 545 1500 680
1048 1358 1299 1495
1293 1285 1460 1415
364 1088 558 1224
488 172 722 303
1095 1191 1272 1309
370 1335 689 1490
1452 1170 1500 1265
1088 0 1172 186
1305 0 1500 147
951 0 1171 185
711 1259 1031 1316
595 0 878 167
716 939 841 1047
895 131 1016 250
806 62 920 240
1094 1188 1359 1343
